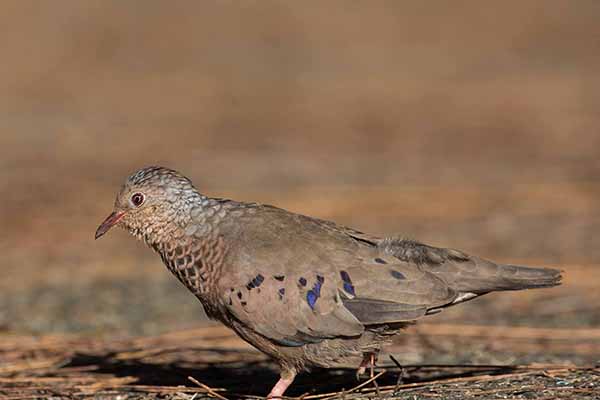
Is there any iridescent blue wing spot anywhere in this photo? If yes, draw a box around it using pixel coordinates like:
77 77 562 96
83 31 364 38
246 274 265 290
343 282 355 296
340 270 356 296
307 290 318 309
253 274 265 286
340 270 351 284
313 275 324 297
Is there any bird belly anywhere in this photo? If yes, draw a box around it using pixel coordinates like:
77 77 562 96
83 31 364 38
226 318 396 371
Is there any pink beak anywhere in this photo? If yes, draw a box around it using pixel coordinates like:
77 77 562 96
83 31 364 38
95 211 125 239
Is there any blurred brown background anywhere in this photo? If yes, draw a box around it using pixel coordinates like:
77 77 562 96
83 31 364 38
1 1 599 345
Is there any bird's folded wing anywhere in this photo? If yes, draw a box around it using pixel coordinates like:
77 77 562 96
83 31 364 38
221 271 365 346
220 255 460 346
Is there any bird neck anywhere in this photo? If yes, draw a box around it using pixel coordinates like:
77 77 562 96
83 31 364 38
152 231 226 300
143 194 229 299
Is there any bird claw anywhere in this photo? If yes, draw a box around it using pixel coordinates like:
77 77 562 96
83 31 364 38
355 366 366 381
356 352 377 381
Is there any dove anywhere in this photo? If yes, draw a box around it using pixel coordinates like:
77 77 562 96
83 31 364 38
95 166 562 397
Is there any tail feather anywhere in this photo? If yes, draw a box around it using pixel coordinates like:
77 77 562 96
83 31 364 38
377 238 562 300
496 264 562 290
430 257 562 294
375 238 562 317
425 264 562 314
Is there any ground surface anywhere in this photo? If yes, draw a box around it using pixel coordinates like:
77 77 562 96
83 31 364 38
2 324 599 399
1 1 599 399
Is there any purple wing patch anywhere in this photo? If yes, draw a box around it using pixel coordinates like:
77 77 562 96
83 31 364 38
340 270 356 296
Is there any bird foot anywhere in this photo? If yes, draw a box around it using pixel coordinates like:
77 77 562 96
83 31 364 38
355 365 367 381
355 352 378 381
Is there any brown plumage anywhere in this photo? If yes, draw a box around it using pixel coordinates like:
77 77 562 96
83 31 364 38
95 166 562 397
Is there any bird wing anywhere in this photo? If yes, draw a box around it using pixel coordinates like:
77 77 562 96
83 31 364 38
216 204 457 346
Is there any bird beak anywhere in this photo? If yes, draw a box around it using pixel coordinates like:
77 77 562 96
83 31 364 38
95 211 125 240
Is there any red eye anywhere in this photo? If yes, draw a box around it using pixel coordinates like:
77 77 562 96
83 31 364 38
131 193 144 207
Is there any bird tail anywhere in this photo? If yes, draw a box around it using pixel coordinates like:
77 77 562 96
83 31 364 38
489 263 562 290
430 257 562 295
424 260 562 314
378 238 562 293
376 238 562 308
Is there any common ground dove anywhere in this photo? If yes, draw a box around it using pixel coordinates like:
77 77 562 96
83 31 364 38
96 166 562 397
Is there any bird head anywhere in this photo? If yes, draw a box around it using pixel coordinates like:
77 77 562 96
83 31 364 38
95 166 199 243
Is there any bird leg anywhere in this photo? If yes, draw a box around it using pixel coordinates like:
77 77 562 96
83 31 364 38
355 351 379 380
268 369 296 399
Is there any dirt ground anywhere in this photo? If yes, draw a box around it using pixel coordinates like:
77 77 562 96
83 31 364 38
0 1 599 399
1 324 599 399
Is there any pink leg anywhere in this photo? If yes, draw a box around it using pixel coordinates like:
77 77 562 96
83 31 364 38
368 353 377 378
356 360 368 378
268 369 296 398
356 352 379 380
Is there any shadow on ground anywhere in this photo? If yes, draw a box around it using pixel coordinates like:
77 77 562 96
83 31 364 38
63 350 521 397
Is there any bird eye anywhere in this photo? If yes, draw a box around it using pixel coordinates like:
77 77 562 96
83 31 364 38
130 193 145 207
